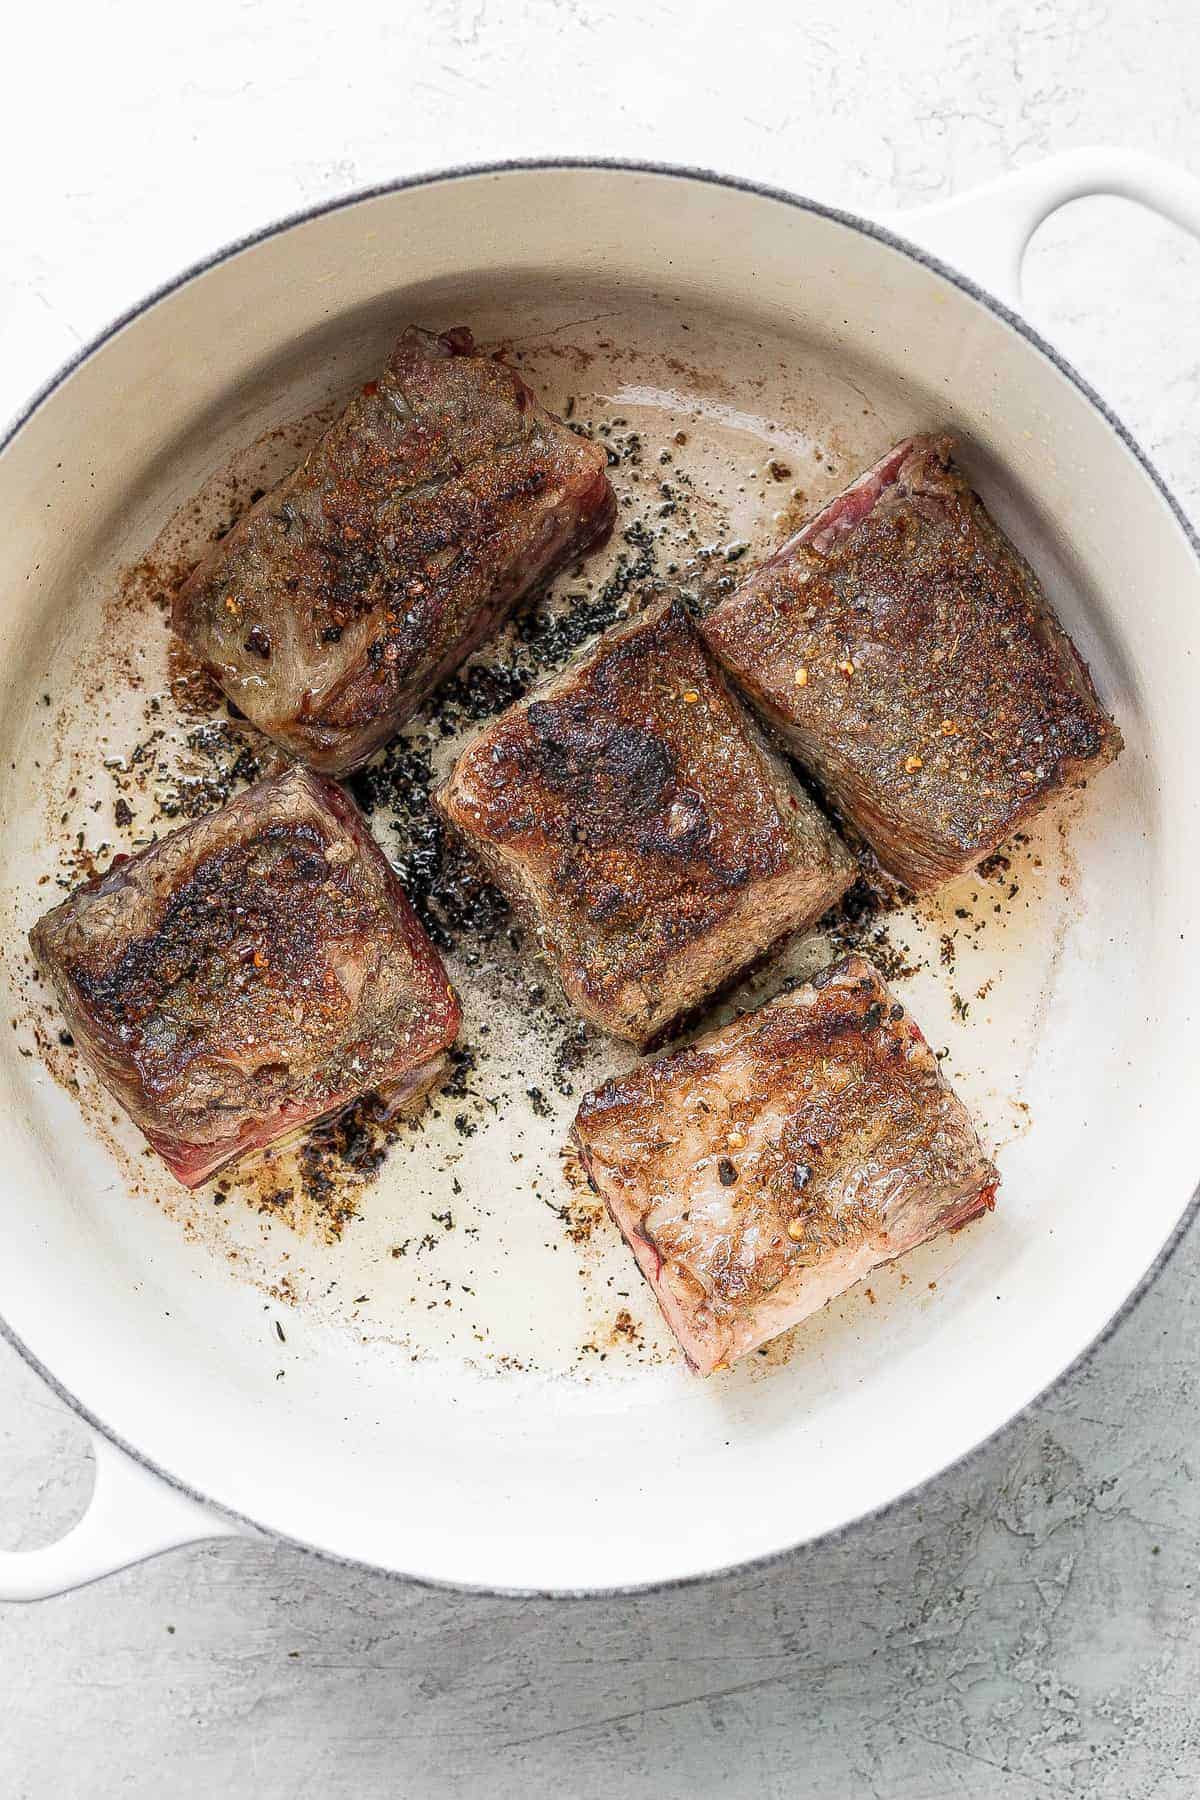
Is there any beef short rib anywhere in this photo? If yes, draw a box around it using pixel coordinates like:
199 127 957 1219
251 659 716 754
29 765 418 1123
436 597 855 1047
572 955 997 1374
703 435 1123 891
30 767 460 1187
173 327 615 775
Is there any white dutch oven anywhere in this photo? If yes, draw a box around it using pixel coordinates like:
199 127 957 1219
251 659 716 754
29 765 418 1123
2 151 1200 1599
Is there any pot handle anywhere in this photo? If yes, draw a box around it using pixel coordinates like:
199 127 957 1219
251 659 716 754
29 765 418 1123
885 146 1200 308
0 1431 241 1601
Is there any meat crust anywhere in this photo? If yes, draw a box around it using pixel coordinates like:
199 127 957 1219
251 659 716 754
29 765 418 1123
29 767 460 1186
435 597 855 1047
173 327 615 775
572 955 997 1373
703 435 1123 891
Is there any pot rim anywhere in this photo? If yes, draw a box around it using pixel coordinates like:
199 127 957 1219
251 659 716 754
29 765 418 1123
3 154 1197 1600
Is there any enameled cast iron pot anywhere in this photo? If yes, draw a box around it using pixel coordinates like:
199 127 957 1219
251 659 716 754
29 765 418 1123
3 151 1200 1598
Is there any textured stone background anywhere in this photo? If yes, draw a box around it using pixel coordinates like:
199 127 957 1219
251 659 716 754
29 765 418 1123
3 2 1200 1794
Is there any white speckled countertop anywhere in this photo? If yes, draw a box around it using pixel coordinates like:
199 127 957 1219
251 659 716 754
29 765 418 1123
4 2 1200 1794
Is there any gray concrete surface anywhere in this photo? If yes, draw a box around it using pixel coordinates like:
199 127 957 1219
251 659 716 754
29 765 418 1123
4 1 1200 1793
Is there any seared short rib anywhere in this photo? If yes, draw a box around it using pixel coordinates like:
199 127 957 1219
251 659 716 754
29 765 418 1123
30 767 459 1186
703 436 1123 891
436 597 855 1047
173 327 615 775
572 955 997 1374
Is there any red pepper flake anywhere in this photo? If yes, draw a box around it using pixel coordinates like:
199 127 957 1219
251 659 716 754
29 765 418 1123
361 381 379 397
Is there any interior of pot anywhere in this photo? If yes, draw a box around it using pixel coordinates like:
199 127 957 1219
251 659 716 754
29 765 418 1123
0 167 1197 1592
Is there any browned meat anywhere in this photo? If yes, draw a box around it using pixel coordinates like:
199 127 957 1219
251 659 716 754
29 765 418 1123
29 767 460 1187
173 327 615 775
572 955 997 1374
703 435 1123 891
436 597 855 1047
